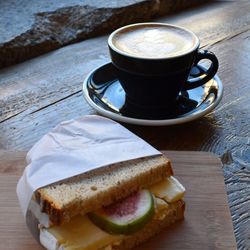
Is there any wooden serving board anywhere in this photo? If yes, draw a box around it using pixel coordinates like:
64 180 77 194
0 151 237 250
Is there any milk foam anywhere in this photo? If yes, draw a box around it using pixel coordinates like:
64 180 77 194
112 25 197 58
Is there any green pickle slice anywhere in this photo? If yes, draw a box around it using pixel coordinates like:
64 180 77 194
88 189 154 235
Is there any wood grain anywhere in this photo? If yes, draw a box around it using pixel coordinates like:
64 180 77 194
0 150 236 250
0 1 250 249
1 1 250 126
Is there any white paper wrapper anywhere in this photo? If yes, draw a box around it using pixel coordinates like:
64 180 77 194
16 115 161 217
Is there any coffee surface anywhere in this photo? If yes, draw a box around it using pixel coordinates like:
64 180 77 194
112 25 197 58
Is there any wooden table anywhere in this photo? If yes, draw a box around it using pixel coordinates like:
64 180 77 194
0 1 249 249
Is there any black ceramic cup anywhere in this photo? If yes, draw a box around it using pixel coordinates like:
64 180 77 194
108 23 219 118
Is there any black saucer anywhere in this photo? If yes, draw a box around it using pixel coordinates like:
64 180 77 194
82 62 223 126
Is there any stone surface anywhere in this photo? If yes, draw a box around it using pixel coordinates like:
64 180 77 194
0 0 205 68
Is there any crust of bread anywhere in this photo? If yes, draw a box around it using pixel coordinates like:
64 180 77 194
108 200 185 250
36 155 173 225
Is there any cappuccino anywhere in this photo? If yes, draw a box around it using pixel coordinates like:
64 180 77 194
111 24 198 59
108 22 218 118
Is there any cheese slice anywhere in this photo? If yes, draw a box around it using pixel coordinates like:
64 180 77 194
39 176 185 250
40 197 170 250
29 198 51 228
41 215 123 250
149 176 185 203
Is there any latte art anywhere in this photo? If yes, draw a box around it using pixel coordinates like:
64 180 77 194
112 25 197 58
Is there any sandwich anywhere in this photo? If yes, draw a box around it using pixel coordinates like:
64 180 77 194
27 154 185 250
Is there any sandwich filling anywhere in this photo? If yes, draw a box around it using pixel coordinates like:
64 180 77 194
39 176 185 250
88 189 155 235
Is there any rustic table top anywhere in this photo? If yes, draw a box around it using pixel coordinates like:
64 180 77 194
0 1 249 249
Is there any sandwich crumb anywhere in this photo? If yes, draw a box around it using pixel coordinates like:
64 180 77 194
113 241 121 246
91 186 97 191
104 245 112 250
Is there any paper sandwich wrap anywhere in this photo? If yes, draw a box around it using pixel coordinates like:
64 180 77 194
16 115 161 242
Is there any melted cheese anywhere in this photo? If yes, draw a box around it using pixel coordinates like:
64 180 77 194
40 177 184 250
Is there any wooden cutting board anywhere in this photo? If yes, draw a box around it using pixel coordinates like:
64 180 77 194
0 151 237 250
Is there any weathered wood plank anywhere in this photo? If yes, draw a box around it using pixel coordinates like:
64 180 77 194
0 92 95 150
1 1 250 123
1 26 250 249
0 37 109 122
1 27 249 152
0 2 250 249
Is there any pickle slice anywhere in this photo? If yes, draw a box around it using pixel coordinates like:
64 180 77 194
88 189 154 235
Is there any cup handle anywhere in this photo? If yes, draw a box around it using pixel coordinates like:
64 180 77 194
182 50 219 90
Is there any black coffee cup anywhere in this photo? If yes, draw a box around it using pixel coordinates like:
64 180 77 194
108 23 219 118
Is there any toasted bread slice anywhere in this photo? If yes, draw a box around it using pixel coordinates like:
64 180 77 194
36 155 173 225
